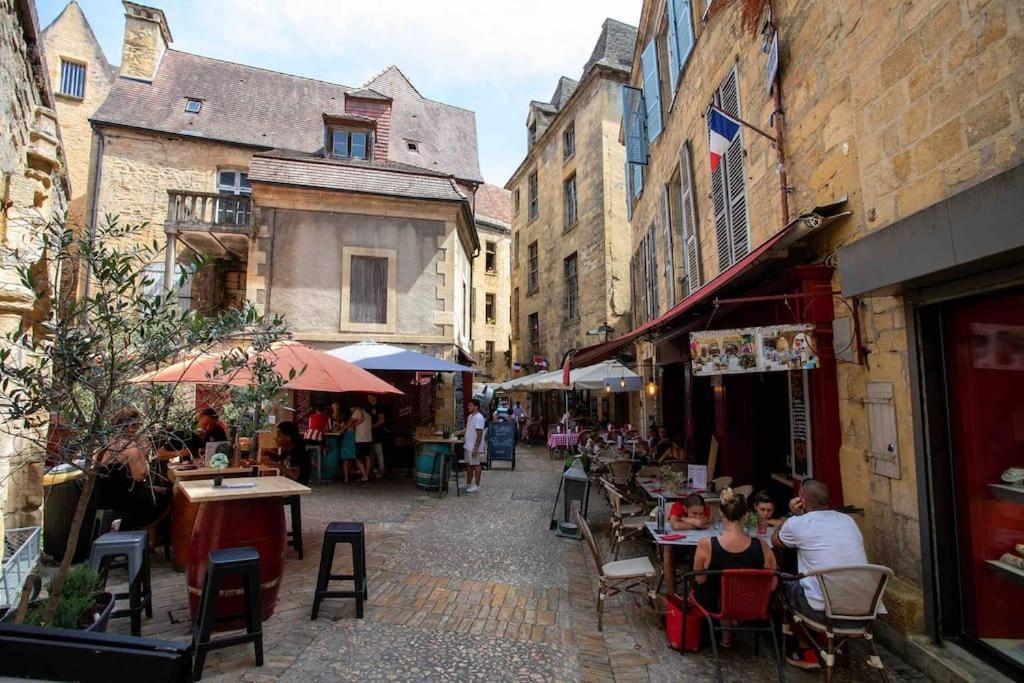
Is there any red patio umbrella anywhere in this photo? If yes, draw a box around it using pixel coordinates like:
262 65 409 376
133 340 402 395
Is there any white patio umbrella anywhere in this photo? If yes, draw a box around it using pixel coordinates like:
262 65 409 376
326 341 474 373
570 360 643 392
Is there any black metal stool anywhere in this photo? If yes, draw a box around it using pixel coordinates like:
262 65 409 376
88 531 152 636
192 547 263 681
283 495 303 559
311 522 367 620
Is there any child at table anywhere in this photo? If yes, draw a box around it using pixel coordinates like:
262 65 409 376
753 490 785 533
662 494 709 596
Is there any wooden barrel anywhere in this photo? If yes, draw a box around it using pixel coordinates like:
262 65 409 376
415 444 447 489
186 497 285 628
171 485 198 571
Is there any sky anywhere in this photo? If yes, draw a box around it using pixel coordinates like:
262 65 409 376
36 0 641 186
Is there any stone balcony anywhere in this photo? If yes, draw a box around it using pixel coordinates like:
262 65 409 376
165 190 252 260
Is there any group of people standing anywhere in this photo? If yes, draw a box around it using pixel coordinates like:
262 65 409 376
304 394 391 483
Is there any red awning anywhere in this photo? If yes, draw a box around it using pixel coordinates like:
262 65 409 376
571 205 851 368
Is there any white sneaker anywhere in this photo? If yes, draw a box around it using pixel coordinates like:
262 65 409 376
465 484 479 493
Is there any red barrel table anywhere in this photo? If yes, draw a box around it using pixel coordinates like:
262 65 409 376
177 476 310 628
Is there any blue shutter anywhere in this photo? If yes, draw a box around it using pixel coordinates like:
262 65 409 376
641 40 662 141
625 162 633 220
675 0 695 71
621 85 648 165
666 1 680 100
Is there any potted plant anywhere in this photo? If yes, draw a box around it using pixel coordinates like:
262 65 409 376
209 451 230 487
1 565 114 632
563 452 591 474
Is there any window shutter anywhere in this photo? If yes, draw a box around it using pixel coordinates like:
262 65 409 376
629 255 637 328
720 68 749 262
711 149 732 272
641 40 663 142
625 161 633 220
661 187 676 307
679 141 702 295
666 0 680 100
675 0 695 70
350 256 388 324
621 85 648 165
648 225 660 316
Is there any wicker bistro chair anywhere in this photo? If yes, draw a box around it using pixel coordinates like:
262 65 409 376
605 459 633 488
710 476 733 492
681 569 784 683
601 481 649 559
781 564 893 682
732 484 754 498
635 465 663 479
576 509 657 632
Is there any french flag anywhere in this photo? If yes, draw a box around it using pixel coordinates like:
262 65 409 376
708 107 741 172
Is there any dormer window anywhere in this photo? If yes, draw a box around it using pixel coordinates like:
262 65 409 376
184 98 202 113
331 129 371 160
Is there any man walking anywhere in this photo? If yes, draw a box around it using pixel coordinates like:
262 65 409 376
366 394 389 478
459 399 486 493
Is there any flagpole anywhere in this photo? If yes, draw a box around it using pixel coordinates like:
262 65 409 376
710 105 778 145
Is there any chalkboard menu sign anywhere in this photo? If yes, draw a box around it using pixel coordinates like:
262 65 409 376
486 420 517 469
789 370 812 477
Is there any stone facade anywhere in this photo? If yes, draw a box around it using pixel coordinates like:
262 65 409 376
40 1 115 230
0 0 70 526
472 221 512 382
508 51 634 388
623 0 1024 648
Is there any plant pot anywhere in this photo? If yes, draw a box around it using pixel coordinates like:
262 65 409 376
0 591 114 632
212 476 223 487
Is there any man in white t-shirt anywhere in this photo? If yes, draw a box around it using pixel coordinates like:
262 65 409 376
459 399 486 493
772 479 874 671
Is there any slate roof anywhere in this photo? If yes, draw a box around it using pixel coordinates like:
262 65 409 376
581 18 638 77
248 152 467 204
550 77 579 111
91 53 482 182
474 183 512 225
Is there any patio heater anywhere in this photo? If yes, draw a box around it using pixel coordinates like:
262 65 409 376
550 457 591 539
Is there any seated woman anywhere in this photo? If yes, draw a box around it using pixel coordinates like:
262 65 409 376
692 488 778 647
657 434 687 464
662 494 709 595
262 421 311 485
97 408 171 531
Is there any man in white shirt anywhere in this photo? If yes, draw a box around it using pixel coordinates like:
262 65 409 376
772 479 873 671
459 399 486 493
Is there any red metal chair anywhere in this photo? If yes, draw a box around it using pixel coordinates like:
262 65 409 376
680 568 784 683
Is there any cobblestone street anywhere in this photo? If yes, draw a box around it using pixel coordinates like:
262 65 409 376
103 445 927 682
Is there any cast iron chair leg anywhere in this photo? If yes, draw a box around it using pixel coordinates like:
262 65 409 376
244 570 264 667
192 573 219 681
869 636 889 682
769 617 785 683
597 580 605 632
825 634 835 683
707 614 724 683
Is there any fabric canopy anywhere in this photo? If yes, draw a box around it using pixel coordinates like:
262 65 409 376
497 360 641 393
326 341 474 373
133 341 402 394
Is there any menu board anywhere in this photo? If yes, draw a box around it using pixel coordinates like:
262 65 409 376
789 370 812 477
688 464 708 491
690 325 817 376
486 420 517 468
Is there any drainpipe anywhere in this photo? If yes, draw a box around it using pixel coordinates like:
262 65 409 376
768 1 790 225
82 128 105 301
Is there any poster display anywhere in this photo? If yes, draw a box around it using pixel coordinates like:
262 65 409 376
690 324 817 376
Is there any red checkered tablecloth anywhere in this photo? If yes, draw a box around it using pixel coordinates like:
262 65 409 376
547 432 580 449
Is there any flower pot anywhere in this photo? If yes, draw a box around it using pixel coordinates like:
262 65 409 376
212 476 223 487
0 591 114 632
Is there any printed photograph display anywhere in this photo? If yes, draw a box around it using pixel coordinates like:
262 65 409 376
690 324 817 376
761 324 818 371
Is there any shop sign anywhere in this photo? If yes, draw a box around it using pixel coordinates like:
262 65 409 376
690 324 817 376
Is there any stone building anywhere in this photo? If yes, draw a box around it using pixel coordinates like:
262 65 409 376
471 183 512 382
40 1 115 231
506 18 637 422
0 0 70 526
42 1 484 427
575 0 1024 676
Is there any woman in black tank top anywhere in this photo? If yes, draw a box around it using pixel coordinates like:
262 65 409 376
691 488 777 646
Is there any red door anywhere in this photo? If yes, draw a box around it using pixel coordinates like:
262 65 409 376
943 286 1024 654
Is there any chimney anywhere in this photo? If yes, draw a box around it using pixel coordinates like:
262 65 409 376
119 1 172 82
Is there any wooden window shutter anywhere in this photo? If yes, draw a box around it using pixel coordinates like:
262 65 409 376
661 186 676 307
648 224 660 317
621 85 648 165
666 0 680 100
625 161 634 220
720 67 749 262
641 40 663 142
350 256 388 324
679 141 702 295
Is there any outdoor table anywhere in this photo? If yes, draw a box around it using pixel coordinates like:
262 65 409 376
413 436 462 497
636 477 721 505
178 476 310 626
645 521 774 547
547 432 580 450
167 464 277 571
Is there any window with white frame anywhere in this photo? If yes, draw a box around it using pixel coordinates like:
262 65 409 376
341 247 396 333
710 67 748 272
331 128 371 160
215 169 251 226
485 241 497 273
58 59 86 98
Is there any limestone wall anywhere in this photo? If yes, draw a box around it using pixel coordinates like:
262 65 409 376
471 223 512 381
509 73 631 369
0 0 69 526
41 1 116 231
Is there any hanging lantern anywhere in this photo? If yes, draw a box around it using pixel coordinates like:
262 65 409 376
604 379 611 393
646 379 658 396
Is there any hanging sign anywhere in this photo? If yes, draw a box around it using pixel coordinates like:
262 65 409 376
690 324 817 376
